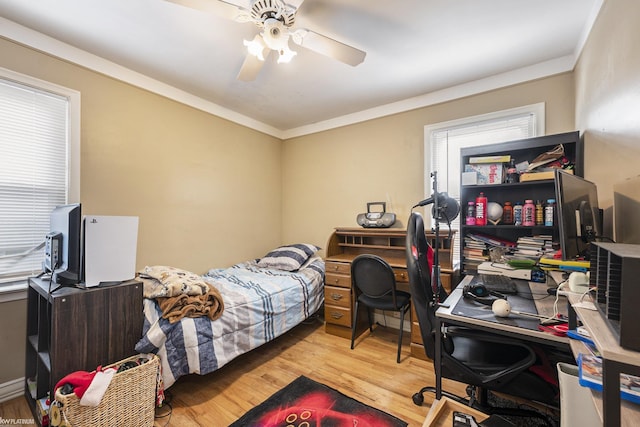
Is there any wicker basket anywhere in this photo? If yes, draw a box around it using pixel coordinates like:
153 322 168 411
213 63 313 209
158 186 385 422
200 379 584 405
54 354 159 427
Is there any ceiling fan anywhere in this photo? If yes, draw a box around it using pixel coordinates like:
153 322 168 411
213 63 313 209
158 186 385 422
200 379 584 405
166 0 366 81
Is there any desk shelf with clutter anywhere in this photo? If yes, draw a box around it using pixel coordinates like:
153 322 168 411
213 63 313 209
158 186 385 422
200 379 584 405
459 131 583 276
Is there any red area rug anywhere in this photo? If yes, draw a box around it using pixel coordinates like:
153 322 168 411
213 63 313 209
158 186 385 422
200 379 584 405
229 375 408 427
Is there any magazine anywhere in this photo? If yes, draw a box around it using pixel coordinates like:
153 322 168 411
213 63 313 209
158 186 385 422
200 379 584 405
578 353 640 404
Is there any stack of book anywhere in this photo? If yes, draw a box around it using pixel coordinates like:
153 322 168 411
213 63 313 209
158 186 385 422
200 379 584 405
463 236 489 271
538 257 590 272
463 232 516 273
466 232 517 248
512 235 554 260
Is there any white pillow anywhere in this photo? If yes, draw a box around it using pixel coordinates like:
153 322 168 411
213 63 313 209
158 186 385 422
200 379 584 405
257 244 321 271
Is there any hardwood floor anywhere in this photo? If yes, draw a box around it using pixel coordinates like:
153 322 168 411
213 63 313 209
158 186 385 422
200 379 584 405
1 317 467 426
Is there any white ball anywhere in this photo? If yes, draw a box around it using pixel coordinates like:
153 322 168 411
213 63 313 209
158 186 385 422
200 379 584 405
492 299 511 317
487 202 504 221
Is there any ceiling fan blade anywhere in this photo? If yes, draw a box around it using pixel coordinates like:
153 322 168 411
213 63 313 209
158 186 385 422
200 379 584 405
292 30 366 66
164 0 247 21
286 0 306 9
237 50 271 81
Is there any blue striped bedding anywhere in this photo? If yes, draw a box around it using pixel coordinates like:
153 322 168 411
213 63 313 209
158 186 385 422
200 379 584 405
134 257 325 388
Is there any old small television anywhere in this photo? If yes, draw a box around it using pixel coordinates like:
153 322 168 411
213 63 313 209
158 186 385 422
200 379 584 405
44 203 82 285
554 170 601 260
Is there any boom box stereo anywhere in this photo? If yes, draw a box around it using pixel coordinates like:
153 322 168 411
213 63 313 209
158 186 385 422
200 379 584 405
356 202 396 228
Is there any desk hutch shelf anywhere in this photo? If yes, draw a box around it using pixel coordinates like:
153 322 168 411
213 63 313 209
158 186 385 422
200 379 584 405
459 131 583 275
324 227 457 360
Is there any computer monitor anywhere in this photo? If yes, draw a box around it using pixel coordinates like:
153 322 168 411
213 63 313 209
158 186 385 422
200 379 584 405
44 203 82 285
554 170 601 261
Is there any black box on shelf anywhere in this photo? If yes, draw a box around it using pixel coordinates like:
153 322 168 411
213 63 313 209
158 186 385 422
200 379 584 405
590 242 640 351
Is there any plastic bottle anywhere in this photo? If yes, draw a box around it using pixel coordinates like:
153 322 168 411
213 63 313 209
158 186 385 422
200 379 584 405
535 200 544 225
505 159 519 183
475 192 488 226
502 201 513 224
545 199 555 226
523 199 536 226
466 201 476 225
513 202 523 226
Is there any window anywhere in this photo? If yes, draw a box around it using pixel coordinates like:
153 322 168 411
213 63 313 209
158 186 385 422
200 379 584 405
0 67 80 295
423 103 544 262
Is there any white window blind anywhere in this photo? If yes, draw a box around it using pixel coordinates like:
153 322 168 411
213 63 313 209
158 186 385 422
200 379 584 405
425 104 544 263
0 78 70 283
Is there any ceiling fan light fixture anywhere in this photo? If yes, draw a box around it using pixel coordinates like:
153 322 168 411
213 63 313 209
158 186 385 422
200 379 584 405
171 0 368 80
243 35 267 61
262 17 289 50
277 46 297 64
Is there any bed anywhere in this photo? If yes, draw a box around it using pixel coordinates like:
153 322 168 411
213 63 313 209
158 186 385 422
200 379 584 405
134 245 325 389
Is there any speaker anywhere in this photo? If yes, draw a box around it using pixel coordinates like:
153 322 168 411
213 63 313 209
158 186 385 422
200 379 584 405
356 202 396 228
591 242 640 351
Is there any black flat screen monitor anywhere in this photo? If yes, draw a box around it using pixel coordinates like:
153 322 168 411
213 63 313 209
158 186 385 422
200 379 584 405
554 170 601 261
46 203 82 285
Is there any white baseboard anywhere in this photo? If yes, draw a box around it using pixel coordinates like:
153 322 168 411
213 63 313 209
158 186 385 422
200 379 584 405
0 377 25 403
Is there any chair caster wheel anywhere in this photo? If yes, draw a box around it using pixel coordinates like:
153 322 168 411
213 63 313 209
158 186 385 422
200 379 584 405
412 392 424 406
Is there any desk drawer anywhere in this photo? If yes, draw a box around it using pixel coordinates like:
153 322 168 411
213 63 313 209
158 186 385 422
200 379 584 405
325 261 351 275
325 306 352 327
394 268 408 283
325 272 351 288
325 286 351 308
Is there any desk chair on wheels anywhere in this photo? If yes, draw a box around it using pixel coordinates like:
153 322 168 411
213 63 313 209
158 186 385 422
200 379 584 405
405 212 559 417
350 254 411 363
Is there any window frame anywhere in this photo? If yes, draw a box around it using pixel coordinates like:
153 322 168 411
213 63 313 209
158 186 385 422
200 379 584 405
0 67 80 301
422 103 545 262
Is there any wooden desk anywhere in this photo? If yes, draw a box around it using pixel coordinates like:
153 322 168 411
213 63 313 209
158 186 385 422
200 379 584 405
567 292 640 427
324 227 457 360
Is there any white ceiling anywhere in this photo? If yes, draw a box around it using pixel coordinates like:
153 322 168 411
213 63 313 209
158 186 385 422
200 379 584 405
0 0 601 138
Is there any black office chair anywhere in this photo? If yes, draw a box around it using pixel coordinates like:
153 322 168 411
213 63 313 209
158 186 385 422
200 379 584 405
405 212 560 412
350 254 411 363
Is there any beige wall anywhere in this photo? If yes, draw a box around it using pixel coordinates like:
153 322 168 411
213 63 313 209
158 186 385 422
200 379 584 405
0 37 283 272
282 73 575 254
0 298 27 390
0 37 282 386
574 0 640 240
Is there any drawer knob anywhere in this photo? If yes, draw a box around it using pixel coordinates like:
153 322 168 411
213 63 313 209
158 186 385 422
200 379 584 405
330 293 343 301
330 312 343 319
